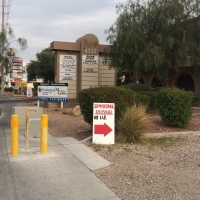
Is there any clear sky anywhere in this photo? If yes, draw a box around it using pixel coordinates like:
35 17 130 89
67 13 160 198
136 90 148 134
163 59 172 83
5 0 127 65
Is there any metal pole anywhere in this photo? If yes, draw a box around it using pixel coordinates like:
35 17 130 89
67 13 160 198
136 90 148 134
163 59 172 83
1 0 4 96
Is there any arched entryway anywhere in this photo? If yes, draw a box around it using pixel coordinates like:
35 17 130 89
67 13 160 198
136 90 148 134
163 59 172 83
139 77 144 84
151 76 163 88
176 73 195 92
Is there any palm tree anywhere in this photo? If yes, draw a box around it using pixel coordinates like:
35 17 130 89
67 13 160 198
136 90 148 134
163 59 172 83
0 24 28 96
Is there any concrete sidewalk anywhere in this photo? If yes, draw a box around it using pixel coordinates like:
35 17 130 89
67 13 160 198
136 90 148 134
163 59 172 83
0 100 120 200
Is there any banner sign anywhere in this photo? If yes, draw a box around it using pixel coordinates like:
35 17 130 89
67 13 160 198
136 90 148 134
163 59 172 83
93 103 115 144
11 69 23 78
37 83 68 102
12 57 23 66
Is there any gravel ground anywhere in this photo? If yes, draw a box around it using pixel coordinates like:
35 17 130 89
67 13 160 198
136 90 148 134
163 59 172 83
15 99 200 200
87 137 200 200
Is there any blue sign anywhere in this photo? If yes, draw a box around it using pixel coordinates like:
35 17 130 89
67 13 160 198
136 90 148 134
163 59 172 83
37 97 68 102
37 83 68 102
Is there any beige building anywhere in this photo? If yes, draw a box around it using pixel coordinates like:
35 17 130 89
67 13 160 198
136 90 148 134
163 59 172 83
50 34 116 105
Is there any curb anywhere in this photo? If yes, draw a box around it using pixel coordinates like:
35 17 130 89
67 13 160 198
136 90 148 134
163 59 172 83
144 131 200 138
4 93 37 101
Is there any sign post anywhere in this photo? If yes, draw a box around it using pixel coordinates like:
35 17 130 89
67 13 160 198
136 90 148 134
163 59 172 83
93 103 115 144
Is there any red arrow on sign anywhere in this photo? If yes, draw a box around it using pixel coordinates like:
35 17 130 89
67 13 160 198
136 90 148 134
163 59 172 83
94 123 112 137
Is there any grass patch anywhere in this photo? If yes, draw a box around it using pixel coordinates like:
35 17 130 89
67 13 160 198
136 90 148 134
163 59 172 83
142 136 184 147
116 104 150 143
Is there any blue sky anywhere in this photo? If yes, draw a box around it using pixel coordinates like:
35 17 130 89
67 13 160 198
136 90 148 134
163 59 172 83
6 0 128 65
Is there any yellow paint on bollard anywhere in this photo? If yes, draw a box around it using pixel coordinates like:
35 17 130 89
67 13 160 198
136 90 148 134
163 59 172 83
11 115 19 156
40 114 48 153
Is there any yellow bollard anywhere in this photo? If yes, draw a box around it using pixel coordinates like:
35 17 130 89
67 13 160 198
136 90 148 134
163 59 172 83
40 114 48 153
11 115 19 156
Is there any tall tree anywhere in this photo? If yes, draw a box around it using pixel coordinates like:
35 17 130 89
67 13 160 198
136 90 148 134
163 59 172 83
106 0 200 86
0 24 27 96
27 47 55 83
26 60 38 81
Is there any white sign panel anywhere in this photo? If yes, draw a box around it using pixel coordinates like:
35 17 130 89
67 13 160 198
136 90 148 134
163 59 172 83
60 68 76 73
27 88 33 97
60 55 76 68
93 103 115 144
37 83 68 102
100 56 111 65
59 55 77 81
82 55 98 65
60 73 76 81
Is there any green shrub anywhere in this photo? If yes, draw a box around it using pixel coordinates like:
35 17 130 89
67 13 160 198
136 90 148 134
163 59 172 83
136 91 158 109
192 95 200 107
156 88 193 127
4 87 8 92
123 83 158 109
116 104 149 143
78 86 136 125
9 87 14 92
123 83 151 91
33 82 38 90
151 86 170 91
4 87 13 92
134 94 150 108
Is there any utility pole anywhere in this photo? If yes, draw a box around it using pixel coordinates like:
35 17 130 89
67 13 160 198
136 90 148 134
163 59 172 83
1 0 4 96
